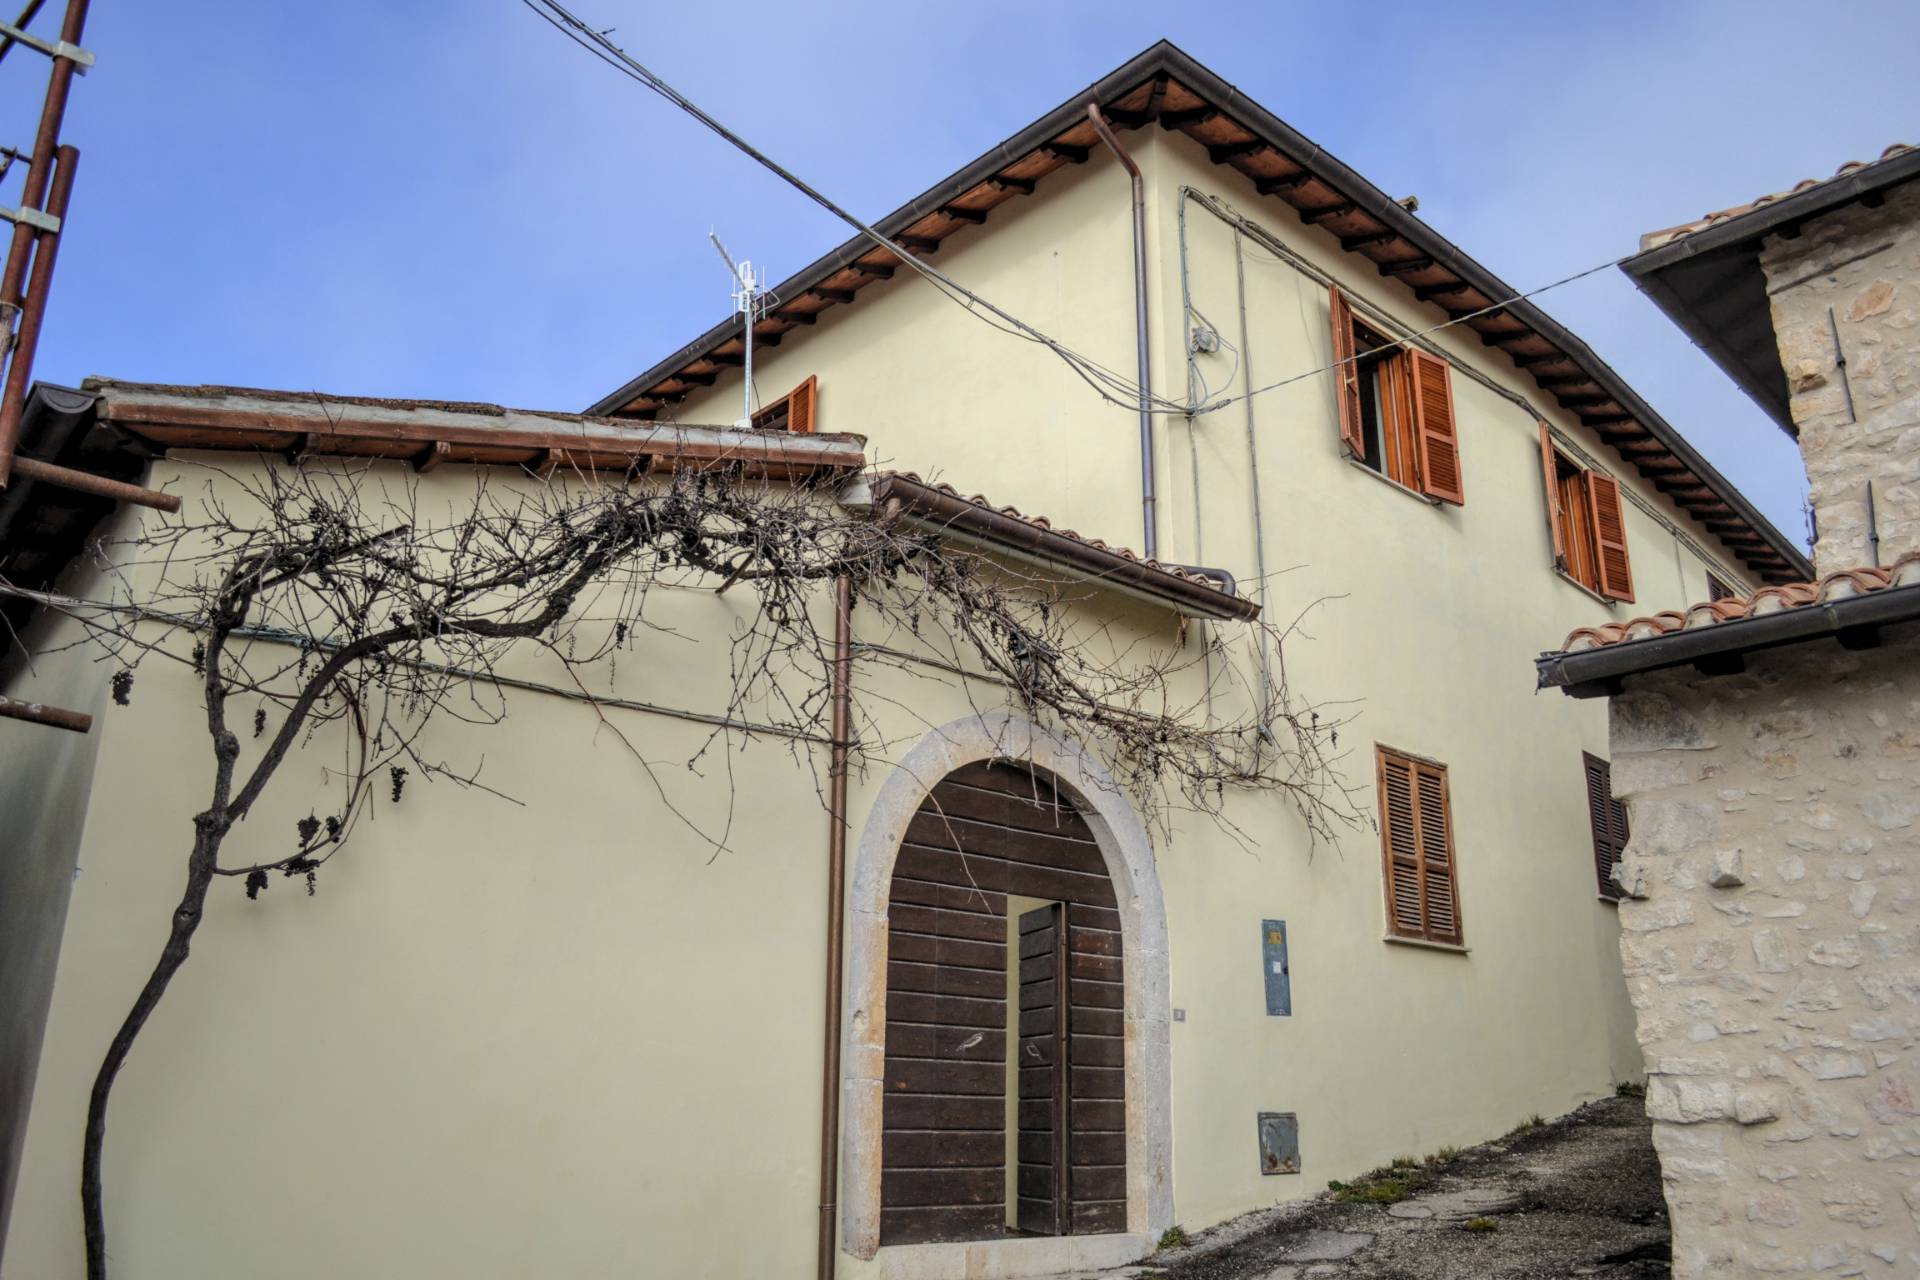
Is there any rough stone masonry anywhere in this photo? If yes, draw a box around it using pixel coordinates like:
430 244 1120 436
1762 179 1920 574
1613 622 1920 1276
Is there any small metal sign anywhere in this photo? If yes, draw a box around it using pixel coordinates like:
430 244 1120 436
1262 918 1291 1016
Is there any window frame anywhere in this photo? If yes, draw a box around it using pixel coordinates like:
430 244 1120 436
1330 285 1463 506
1375 744 1466 949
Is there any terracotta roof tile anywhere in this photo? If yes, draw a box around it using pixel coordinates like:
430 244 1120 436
1639 143 1915 250
1558 551 1920 653
882 471 1234 595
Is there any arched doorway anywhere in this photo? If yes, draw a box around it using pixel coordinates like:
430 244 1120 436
840 712 1171 1273
879 758 1125 1244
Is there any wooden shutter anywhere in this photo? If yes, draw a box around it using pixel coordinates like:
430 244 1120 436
1707 574 1735 602
1015 904 1068 1236
1583 753 1629 901
1329 285 1365 458
1538 423 1567 568
1585 471 1635 602
1413 761 1461 944
748 375 817 432
1408 350 1464 505
787 374 817 433
1379 750 1426 939
1379 748 1462 945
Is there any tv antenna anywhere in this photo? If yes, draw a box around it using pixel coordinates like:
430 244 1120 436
709 231 773 427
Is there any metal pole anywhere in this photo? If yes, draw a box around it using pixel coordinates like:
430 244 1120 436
0 691 91 732
0 0 88 486
0 142 75 480
816 573 852 1280
1086 104 1156 561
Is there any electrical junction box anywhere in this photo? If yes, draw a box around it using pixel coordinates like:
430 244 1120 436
1262 918 1291 1016
1258 1112 1300 1175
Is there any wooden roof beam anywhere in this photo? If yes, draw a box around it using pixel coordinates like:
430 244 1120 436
988 174 1036 195
1415 281 1475 303
1042 140 1090 163
1301 201 1357 225
1208 139 1265 163
895 234 941 254
1159 105 1218 129
850 261 895 279
1341 230 1398 252
1257 171 1313 196
941 205 987 225
809 287 856 304
1380 256 1436 278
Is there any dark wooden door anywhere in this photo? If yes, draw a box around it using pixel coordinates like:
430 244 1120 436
1016 904 1069 1234
880 760 1127 1245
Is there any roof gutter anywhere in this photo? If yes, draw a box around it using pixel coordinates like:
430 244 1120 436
1536 582 1920 698
848 471 1259 622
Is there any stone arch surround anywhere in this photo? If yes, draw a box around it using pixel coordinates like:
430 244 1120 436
840 712 1173 1276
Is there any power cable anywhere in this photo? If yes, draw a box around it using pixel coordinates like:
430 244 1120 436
520 0 1188 415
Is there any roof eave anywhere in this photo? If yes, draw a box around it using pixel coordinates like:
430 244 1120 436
1536 582 1920 698
844 470 1260 622
1619 149 1920 441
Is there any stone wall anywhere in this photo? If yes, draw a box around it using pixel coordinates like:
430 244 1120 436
1761 179 1920 574
1612 623 1920 1277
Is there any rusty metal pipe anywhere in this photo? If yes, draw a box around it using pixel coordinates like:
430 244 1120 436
1086 103 1157 562
0 691 91 732
0 143 76 484
8 454 180 512
817 572 852 1280
0 0 85 314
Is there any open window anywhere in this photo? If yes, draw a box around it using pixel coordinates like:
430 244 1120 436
749 374 817 433
1331 285 1463 504
1538 424 1634 602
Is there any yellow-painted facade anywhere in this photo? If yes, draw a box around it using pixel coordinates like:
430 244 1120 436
1 124 1769 1278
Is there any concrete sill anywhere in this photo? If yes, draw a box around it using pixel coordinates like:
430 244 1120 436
1383 935 1470 956
1345 456 1442 507
1554 566 1621 609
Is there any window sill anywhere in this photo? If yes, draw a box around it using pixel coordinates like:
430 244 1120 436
1553 566 1620 608
1383 934 1470 956
1345 455 1441 507
1597 894 1624 907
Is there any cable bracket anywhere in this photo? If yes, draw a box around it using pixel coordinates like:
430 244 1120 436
0 204 59 233
0 22 94 72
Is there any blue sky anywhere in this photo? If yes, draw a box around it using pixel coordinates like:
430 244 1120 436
11 0 1919 546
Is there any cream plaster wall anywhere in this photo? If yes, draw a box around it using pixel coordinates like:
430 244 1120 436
1609 627 1920 1277
0 509 129 1262
3 128 1783 1277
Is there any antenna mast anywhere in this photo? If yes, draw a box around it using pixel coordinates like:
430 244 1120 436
709 231 771 427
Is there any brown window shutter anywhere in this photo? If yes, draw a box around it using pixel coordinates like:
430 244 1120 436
1582 753 1629 900
1538 423 1566 568
1413 761 1462 945
1378 750 1425 939
1585 471 1635 602
787 375 817 434
1407 350 1464 505
1329 285 1365 457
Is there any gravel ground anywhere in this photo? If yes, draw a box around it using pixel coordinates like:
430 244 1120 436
1095 1094 1668 1280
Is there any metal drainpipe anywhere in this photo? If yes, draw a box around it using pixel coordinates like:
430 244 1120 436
1087 104 1157 562
817 572 853 1280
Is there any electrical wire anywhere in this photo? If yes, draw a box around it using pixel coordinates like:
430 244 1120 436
524 1 1652 438
520 0 1189 416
